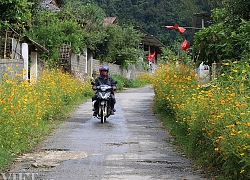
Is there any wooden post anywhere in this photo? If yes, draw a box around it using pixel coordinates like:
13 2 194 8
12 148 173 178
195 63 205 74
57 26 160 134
212 62 217 82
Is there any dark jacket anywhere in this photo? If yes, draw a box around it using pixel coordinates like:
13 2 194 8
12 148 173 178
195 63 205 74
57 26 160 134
93 75 116 88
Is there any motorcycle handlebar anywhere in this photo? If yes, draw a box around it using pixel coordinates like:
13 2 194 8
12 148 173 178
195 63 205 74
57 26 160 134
96 85 113 91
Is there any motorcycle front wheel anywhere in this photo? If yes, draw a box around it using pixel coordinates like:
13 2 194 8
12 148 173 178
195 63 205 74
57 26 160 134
100 106 106 123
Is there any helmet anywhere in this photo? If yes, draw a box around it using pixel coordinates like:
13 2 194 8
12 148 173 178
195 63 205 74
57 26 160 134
100 65 109 72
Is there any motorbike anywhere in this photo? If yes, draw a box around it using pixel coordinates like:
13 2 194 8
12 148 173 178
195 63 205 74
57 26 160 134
91 82 115 123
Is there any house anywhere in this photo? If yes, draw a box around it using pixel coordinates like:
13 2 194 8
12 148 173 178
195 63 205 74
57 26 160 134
20 36 49 80
190 12 212 46
134 26 165 64
103 17 118 26
0 28 48 81
39 0 64 12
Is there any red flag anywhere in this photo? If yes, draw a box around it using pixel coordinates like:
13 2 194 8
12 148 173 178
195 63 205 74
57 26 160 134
181 39 190 51
148 52 155 60
177 26 186 33
162 24 186 33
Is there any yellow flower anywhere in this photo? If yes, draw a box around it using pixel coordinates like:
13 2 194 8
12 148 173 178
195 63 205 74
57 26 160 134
221 99 226 105
226 124 235 128
8 110 14 115
223 62 230 66
235 102 240 107
244 133 250 137
209 130 214 135
214 147 220 151
237 130 242 134
241 103 247 107
231 131 236 136
218 136 226 140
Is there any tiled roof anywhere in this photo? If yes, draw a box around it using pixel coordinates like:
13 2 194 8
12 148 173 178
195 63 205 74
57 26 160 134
134 26 165 48
39 0 64 12
103 17 117 26
21 36 49 53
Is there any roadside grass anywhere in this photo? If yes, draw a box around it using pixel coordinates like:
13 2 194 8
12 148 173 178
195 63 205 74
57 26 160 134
0 68 150 171
151 61 250 180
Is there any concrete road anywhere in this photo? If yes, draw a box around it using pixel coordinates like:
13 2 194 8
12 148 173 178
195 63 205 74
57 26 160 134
8 85 210 180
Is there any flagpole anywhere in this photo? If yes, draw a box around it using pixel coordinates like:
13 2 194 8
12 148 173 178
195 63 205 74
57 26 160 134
183 27 203 30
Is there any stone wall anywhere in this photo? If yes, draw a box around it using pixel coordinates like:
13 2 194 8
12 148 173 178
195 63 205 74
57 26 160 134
91 59 142 80
92 59 123 78
37 58 47 77
71 54 86 79
0 59 24 80
0 54 145 81
70 53 142 80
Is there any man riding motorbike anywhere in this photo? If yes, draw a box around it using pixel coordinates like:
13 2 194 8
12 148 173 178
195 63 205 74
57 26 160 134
92 66 117 116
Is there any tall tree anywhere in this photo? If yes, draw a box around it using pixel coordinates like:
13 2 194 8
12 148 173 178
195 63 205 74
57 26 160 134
193 0 250 65
95 24 144 67
25 0 107 64
0 0 32 32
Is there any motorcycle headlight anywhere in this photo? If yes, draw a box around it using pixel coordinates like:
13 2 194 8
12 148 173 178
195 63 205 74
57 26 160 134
101 86 107 91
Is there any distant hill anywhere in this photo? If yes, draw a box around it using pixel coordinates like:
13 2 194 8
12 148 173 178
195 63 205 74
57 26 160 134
92 0 220 44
